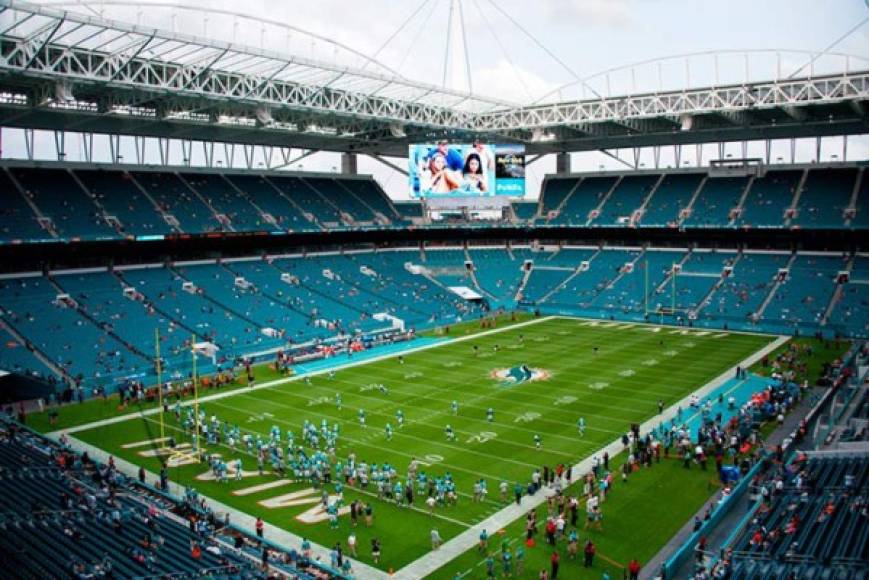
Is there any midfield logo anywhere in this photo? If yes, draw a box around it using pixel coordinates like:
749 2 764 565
490 364 551 386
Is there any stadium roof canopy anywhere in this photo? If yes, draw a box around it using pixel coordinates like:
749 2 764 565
0 0 867 157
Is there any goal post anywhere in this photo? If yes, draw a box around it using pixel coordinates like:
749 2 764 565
159 332 202 466
644 259 693 320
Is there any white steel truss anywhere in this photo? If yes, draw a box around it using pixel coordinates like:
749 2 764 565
0 0 866 155
473 73 869 131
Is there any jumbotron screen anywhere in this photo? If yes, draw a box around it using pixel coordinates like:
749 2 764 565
409 141 525 197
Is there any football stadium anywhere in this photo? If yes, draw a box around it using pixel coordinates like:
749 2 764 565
0 1 866 578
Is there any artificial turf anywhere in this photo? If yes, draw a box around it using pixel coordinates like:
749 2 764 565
48 317 774 572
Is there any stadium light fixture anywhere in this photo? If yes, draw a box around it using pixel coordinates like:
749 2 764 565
255 106 274 126
531 128 556 142
54 81 75 103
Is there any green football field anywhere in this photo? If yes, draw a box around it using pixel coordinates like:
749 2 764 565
63 316 773 574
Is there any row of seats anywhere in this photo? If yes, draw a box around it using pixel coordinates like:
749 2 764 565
527 249 863 337
0 250 487 389
728 456 868 571
0 418 336 579
727 559 866 580
0 247 865 389
2 165 866 243
0 428 256 578
0 167 407 242
526 166 866 229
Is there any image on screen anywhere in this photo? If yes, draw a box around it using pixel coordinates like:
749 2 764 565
409 141 525 198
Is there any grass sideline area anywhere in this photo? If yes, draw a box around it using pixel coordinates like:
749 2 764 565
65 318 772 572
26 312 534 433
749 336 850 386
749 336 850 440
427 455 720 579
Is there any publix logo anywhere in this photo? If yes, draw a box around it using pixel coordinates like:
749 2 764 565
490 364 551 386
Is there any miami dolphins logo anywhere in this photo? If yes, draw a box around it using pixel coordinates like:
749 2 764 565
490 364 551 386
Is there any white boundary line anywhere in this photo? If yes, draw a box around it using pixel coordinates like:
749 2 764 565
391 333 790 579
47 317 790 580
50 315 556 437
554 314 780 339
43 315 556 579
59 434 392 580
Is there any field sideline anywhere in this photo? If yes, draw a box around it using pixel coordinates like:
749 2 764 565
53 316 776 574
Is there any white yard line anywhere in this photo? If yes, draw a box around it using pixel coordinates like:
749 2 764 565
391 334 790 579
48 317 788 580
50 316 557 437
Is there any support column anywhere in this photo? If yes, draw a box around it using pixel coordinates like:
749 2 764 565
555 152 570 174
341 152 358 175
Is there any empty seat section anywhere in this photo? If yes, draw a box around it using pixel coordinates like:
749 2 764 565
394 202 424 221
180 173 266 232
703 252 790 326
293 253 432 327
75 169 173 237
120 267 265 357
0 277 140 386
512 202 538 223
640 173 703 227
824 256 868 337
551 177 617 226
229 259 375 335
356 252 481 324
538 177 579 222
763 254 845 330
594 174 659 226
852 171 869 228
0 331 53 379
538 248 595 269
793 168 857 228
307 178 376 223
469 249 527 301
546 249 639 309
131 172 221 233
54 271 190 369
684 176 746 227
424 250 474 287
10 168 117 240
268 176 344 226
339 179 399 223
174 264 311 345
598 250 682 315
225 174 316 232
671 251 734 313
737 170 801 227
522 268 575 302
0 170 51 242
